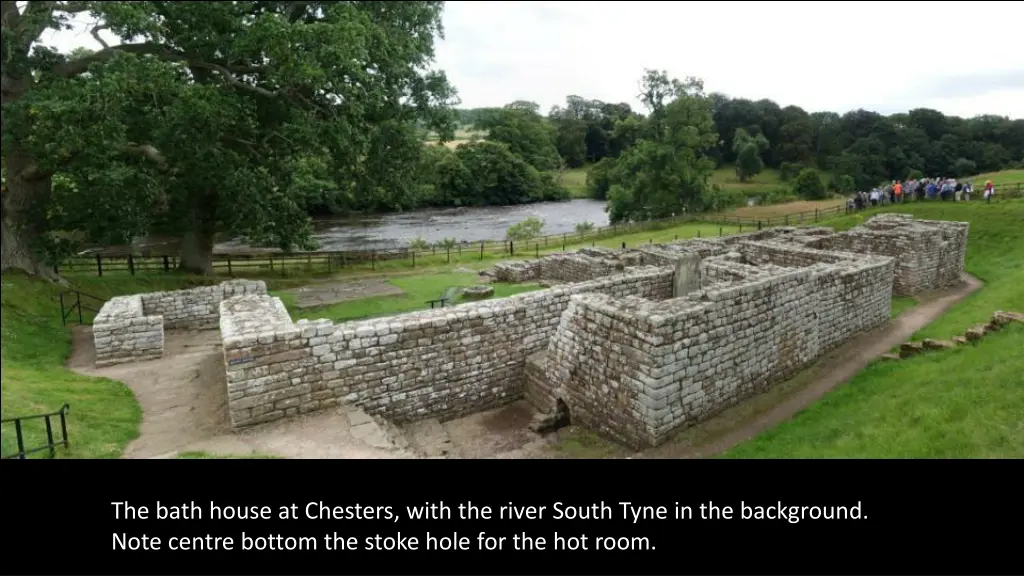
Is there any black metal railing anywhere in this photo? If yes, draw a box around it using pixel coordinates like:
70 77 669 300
1 404 71 459
59 290 106 326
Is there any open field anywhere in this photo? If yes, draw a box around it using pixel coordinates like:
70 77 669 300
968 169 1023 186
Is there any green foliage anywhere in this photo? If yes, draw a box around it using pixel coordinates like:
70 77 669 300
574 221 595 234
605 70 718 224
409 237 430 251
732 128 770 181
2 1 457 274
474 104 561 171
793 168 828 200
779 162 805 182
585 157 616 200
506 216 545 241
434 141 567 207
907 168 924 181
954 157 978 178
437 237 457 249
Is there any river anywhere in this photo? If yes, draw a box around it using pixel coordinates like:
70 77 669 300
214 199 610 253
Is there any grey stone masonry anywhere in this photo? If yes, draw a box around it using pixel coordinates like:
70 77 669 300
540 240 895 449
805 214 968 296
92 279 267 367
220 267 674 428
106 215 968 446
93 295 164 367
140 279 267 329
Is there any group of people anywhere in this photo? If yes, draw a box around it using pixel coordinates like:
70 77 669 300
848 178 997 211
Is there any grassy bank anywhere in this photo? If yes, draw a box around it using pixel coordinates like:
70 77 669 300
723 199 1024 458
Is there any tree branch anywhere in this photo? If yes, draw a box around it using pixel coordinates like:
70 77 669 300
189 61 278 98
14 143 167 182
89 23 109 49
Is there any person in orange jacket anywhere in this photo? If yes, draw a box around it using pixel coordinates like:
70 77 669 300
893 181 903 203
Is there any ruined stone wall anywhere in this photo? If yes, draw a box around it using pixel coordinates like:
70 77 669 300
140 279 266 329
540 242 895 449
807 214 968 296
219 295 316 427
93 295 164 367
221 267 674 428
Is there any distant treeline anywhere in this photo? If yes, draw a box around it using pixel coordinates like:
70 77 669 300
316 79 1024 220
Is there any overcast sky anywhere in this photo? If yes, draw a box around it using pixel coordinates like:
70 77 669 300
41 0 1024 119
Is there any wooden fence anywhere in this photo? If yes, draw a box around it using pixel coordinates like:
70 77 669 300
57 183 1023 278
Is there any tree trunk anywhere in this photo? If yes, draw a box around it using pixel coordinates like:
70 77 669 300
178 226 216 275
1 155 58 280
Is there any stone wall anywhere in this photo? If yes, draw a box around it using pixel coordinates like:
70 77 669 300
140 279 267 329
807 214 969 296
92 279 267 367
93 295 164 367
220 267 674 428
539 241 895 449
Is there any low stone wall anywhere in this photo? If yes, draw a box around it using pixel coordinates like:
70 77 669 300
539 241 895 449
220 267 674 428
140 279 267 329
92 279 267 367
93 295 164 367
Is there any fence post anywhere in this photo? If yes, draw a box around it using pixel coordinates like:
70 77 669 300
15 419 25 459
785 214 789 226
77 292 83 325
480 241 484 260
227 255 233 276
163 255 170 272
412 251 416 268
621 242 626 249
371 251 376 271
96 254 103 277
269 256 274 272
510 241 514 257
45 415 55 458
562 234 566 251
59 293 66 326
697 230 700 238
446 246 450 264
128 254 135 276
60 407 69 448
757 221 762 231
719 227 723 236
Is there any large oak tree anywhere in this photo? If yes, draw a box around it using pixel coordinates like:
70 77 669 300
1 1 456 276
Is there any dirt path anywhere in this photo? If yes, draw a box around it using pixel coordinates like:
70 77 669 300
640 274 983 458
68 327 411 459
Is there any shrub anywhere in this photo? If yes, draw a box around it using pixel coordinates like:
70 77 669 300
793 169 828 200
506 216 544 241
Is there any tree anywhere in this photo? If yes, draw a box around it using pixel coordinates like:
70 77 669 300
605 70 717 223
1 1 456 276
435 141 565 207
732 128 769 182
474 102 560 171
793 168 827 200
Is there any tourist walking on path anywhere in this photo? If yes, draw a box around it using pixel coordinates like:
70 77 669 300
984 180 995 203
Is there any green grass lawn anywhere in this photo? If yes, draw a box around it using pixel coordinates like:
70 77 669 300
723 199 1024 458
967 168 1023 187
277 272 543 324
558 167 589 198
891 296 918 318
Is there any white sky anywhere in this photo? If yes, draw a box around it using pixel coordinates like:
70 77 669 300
40 0 1024 119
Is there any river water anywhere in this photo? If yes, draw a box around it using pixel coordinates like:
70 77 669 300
215 199 610 253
